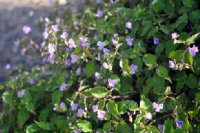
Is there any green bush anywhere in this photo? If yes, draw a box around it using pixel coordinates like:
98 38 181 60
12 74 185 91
1 0 200 132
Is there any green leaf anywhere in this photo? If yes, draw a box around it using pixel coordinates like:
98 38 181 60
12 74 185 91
103 122 112 132
52 90 63 104
26 124 38 133
77 120 92 132
163 119 174 133
119 76 134 95
189 10 200 23
36 122 52 130
185 74 198 89
85 61 98 77
169 50 185 61
156 65 171 82
117 120 132 133
186 33 200 45
164 0 174 15
152 0 164 13
106 100 120 118
143 54 157 67
153 75 165 94
146 125 160 133
140 95 153 111
175 13 188 31
119 58 130 76
91 86 108 98
182 0 196 8
195 92 200 104
110 74 121 93
2 91 13 105
18 109 30 128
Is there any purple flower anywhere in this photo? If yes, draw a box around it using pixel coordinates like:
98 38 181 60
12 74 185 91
153 37 159 45
169 60 175 68
71 103 78 111
48 43 56 55
48 0 55 4
176 120 184 128
130 64 138 75
59 83 68 91
97 41 104 50
42 31 49 39
158 124 163 133
48 55 55 64
153 102 163 112
29 78 35 85
66 59 72 67
94 72 100 80
114 33 118 38
23 25 31 34
71 54 78 63
126 38 134 46
41 41 46 49
61 31 68 39
108 78 116 88
125 22 132 29
96 52 101 61
96 0 102 4
52 24 59 32
60 102 66 110
68 38 76 48
77 108 86 117
92 105 98 112
5 64 11 70
103 48 110 55
188 45 199 57
97 9 104 17
74 130 81 133
79 37 90 48
145 112 152 120
172 32 179 39
93 35 98 41
97 110 106 120
112 39 118 45
17 89 25 98
76 67 82 75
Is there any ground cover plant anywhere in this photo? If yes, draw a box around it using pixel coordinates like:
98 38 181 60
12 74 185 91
1 0 200 132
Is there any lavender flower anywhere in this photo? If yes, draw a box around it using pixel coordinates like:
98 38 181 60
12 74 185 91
169 60 175 68
145 112 152 120
93 35 98 41
66 59 72 67
94 72 100 80
108 78 116 88
29 78 35 85
92 105 98 112
171 32 179 39
112 39 118 45
114 33 118 38
103 62 109 69
158 124 163 133
153 37 159 45
52 24 59 32
96 52 101 61
77 108 86 117
97 110 106 120
79 37 90 48
68 38 76 48
97 41 104 50
17 89 25 98
188 45 199 57
71 54 78 63
97 9 104 17
59 83 68 91
153 102 163 112
42 31 49 39
176 120 184 128
126 22 132 29
71 103 78 111
103 48 110 55
48 43 56 55
74 130 81 133
48 55 55 64
23 25 31 34
5 64 11 70
130 64 138 75
61 31 68 39
126 38 134 46
76 67 82 75
60 102 66 110
96 0 102 4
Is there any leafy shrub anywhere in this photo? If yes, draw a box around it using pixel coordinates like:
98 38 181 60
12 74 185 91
1 0 200 132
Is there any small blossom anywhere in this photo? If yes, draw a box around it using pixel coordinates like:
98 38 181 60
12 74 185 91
61 31 68 39
92 105 98 112
48 55 55 64
153 102 163 112
108 78 116 88
145 112 152 120
79 37 90 48
71 103 78 111
71 54 78 63
103 48 110 55
59 83 68 91
158 124 163 133
126 22 132 29
5 64 11 70
96 0 102 4
77 108 86 117
97 9 104 17
169 60 175 68
188 45 199 57
172 32 179 39
176 120 184 128
112 39 118 45
76 67 82 75
17 89 25 98
44 17 50 23
60 102 66 110
66 59 72 67
74 129 81 133
52 24 59 32
130 64 138 75
48 43 56 55
68 38 76 48
42 31 49 39
96 52 101 61
93 35 98 41
97 41 104 50
23 25 31 34
14 39 20 46
97 110 106 120
29 78 35 85
153 37 159 45
94 72 100 80
103 62 109 69
126 38 134 46
114 33 118 38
